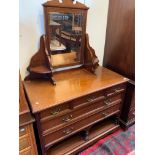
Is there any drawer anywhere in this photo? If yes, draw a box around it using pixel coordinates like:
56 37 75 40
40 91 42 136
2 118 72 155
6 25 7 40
105 84 126 98
19 136 30 151
19 126 28 137
41 94 123 133
40 102 71 119
20 149 31 155
72 90 106 108
43 104 120 146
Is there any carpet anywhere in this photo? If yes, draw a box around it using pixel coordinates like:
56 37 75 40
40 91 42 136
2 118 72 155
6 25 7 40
79 125 135 155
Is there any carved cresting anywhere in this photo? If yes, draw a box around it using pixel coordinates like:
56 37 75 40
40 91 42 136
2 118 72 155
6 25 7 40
84 34 99 73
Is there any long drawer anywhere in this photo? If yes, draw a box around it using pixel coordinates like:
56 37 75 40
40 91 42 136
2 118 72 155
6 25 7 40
40 84 126 120
43 104 120 147
41 94 122 133
19 136 30 151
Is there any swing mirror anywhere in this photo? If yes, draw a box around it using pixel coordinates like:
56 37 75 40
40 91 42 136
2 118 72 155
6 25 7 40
48 11 84 68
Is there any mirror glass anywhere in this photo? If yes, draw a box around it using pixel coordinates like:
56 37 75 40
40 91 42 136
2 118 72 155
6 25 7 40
48 12 83 67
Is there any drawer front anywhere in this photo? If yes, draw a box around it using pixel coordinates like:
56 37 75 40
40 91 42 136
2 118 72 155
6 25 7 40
72 90 106 108
19 126 28 137
19 137 30 151
44 104 120 146
41 94 123 133
20 149 31 155
40 84 125 120
40 102 71 119
105 84 126 98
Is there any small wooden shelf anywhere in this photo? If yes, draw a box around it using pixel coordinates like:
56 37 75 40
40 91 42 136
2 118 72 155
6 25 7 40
29 66 52 74
47 119 119 155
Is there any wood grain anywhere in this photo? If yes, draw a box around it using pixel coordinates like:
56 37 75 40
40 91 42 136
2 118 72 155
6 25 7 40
24 66 128 113
103 0 135 80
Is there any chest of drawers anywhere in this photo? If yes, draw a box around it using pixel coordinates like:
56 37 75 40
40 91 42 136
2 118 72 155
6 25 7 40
24 67 128 155
19 74 38 155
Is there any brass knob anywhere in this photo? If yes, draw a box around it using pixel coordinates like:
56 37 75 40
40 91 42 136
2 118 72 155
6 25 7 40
87 98 93 102
102 112 107 117
62 115 73 122
104 99 111 105
51 108 61 115
20 128 25 132
63 127 73 135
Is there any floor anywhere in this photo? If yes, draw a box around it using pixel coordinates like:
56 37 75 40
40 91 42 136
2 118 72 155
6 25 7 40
79 125 135 155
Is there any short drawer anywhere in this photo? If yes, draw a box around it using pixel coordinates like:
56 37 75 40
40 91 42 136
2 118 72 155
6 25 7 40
19 126 28 137
40 102 71 119
41 94 122 133
43 104 120 147
105 84 126 98
72 90 106 108
19 137 30 151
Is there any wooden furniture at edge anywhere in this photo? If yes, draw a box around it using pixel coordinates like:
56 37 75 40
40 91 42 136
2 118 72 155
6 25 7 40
19 74 38 155
103 0 135 130
23 66 129 155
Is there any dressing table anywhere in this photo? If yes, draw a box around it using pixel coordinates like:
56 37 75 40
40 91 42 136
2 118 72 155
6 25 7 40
23 0 129 154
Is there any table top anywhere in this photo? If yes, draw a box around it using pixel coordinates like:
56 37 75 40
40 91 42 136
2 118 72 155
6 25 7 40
23 66 128 113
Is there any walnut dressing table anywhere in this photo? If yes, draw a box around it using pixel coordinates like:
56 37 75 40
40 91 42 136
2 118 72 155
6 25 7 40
24 66 128 155
23 1 129 154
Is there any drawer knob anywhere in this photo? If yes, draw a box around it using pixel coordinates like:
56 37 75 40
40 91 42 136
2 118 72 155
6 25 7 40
62 115 73 122
63 127 73 135
51 108 61 116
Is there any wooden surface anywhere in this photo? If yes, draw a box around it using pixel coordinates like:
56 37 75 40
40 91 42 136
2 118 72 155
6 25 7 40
47 119 119 155
51 52 77 67
103 0 135 129
103 0 135 80
19 73 38 155
19 74 29 115
24 66 128 113
19 73 34 127
120 80 135 129
43 0 89 10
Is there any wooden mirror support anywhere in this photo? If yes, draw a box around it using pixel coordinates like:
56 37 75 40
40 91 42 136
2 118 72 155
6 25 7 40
25 0 99 85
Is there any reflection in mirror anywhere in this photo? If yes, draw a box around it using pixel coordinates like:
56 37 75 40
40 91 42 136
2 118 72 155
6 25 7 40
49 12 83 67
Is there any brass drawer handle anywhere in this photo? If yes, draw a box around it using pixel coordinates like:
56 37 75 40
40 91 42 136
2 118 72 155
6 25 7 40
62 114 73 122
114 88 125 93
63 127 73 135
20 128 25 133
104 99 112 105
102 112 108 117
87 98 94 102
51 108 61 116
107 88 125 97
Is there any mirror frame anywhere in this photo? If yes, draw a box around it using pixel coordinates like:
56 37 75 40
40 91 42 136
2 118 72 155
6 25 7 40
25 0 99 85
43 0 88 71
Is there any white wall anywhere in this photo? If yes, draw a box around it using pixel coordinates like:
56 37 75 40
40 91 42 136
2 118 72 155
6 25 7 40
19 0 109 79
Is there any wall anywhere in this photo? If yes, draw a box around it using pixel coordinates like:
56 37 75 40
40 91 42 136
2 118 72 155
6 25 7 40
19 0 109 79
